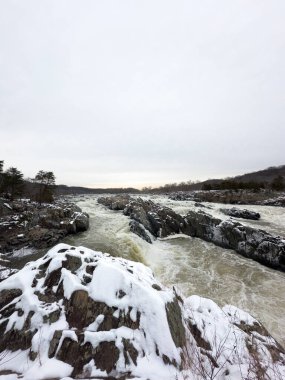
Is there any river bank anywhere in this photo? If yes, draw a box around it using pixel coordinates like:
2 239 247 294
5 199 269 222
0 198 89 279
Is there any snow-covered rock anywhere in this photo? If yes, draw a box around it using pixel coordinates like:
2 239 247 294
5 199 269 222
220 207 260 220
0 200 89 254
0 244 284 380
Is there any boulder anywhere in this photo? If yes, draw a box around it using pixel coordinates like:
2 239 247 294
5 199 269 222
99 196 185 240
220 207 260 220
73 212 89 231
129 220 152 243
98 195 130 210
169 192 193 201
0 244 284 379
183 210 285 271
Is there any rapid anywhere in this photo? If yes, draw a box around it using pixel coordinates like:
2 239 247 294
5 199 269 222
64 194 285 347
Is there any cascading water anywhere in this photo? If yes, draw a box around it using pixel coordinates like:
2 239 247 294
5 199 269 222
64 194 285 347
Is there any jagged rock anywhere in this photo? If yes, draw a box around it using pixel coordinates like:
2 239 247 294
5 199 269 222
98 195 185 240
125 198 185 238
220 207 260 220
100 196 285 272
183 210 285 271
0 244 284 380
98 195 130 210
129 220 152 243
169 192 194 201
0 199 89 254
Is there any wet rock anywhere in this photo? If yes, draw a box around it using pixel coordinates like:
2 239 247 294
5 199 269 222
99 195 185 240
183 210 285 271
124 198 185 239
129 220 152 243
98 195 130 210
220 207 260 220
73 212 89 231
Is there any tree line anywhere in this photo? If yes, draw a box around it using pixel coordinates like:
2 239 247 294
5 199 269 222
0 160 56 203
202 176 285 192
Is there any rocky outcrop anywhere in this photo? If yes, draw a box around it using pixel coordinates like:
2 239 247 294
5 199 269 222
0 198 89 254
97 195 130 210
169 190 285 206
261 195 285 207
123 198 185 238
129 220 152 243
169 192 194 201
0 244 284 379
98 195 185 241
220 207 260 220
183 210 285 271
99 196 285 272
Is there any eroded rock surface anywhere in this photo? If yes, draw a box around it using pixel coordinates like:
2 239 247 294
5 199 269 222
98 195 184 241
0 198 89 254
0 244 284 380
184 210 285 271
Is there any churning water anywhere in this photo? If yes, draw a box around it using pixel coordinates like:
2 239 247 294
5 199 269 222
65 195 285 346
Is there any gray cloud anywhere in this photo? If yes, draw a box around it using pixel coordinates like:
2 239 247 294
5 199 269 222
1 0 285 188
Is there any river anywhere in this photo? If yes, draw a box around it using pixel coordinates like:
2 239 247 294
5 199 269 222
63 194 285 347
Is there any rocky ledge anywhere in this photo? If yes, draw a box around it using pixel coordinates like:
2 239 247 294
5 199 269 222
0 243 284 380
169 190 285 206
184 210 285 271
220 207 260 220
0 198 89 254
98 195 184 240
98 195 285 272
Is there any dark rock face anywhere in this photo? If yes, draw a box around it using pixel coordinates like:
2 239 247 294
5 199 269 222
169 190 285 207
99 195 285 272
183 211 285 271
220 207 260 220
169 192 194 201
0 199 89 255
97 195 130 210
129 220 152 243
98 195 185 241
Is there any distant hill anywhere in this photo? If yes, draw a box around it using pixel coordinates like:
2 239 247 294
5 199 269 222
145 164 285 193
55 184 140 195
197 165 285 190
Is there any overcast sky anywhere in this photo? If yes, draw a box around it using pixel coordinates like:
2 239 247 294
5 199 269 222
1 1 284 188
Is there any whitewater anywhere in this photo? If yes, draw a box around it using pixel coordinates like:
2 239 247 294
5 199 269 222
63 194 285 347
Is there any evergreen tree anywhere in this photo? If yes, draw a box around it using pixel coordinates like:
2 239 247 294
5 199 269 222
3 167 24 200
34 170 56 203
